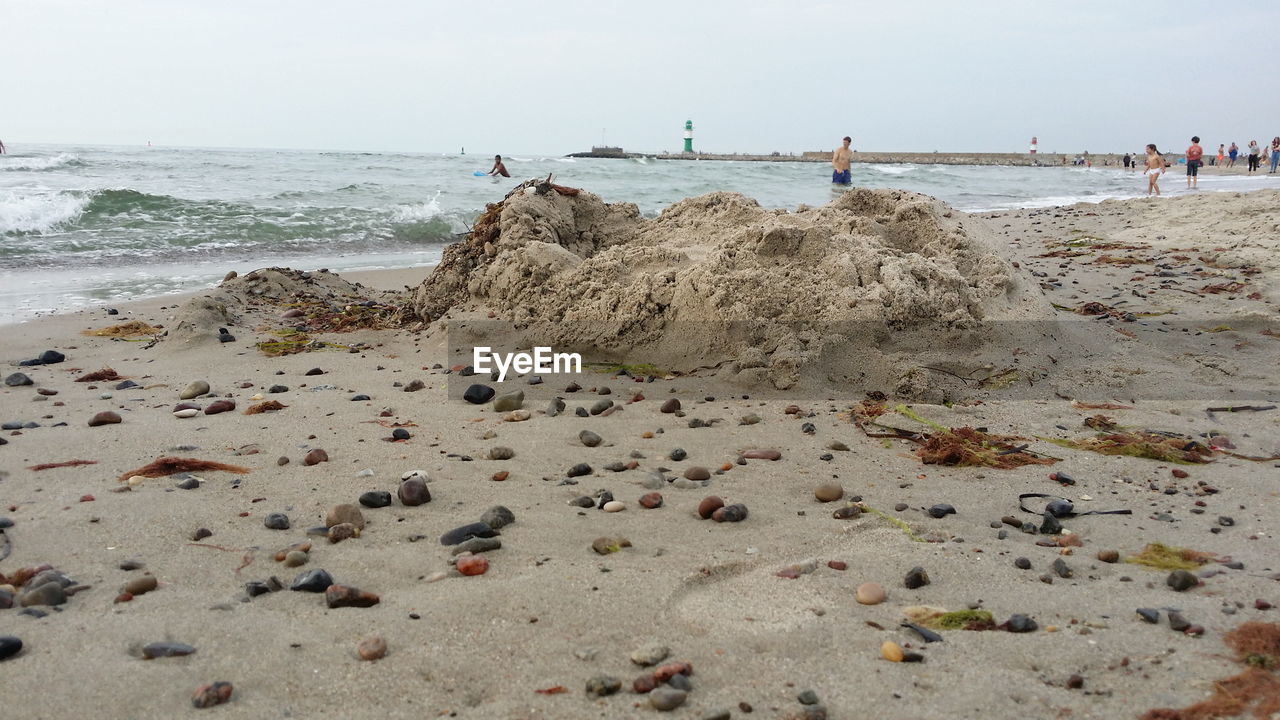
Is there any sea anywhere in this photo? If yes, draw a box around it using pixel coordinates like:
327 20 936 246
1 143 1273 324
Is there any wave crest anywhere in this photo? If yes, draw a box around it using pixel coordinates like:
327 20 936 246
0 153 85 172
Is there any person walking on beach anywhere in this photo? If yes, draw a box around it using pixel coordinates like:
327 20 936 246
832 137 853 185
1227 142 1238 167
1246 141 1260 173
1185 136 1204 189
1122 153 1132 169
1144 144 1164 196
1217 144 1225 167
1270 137 1280 174
488 155 509 178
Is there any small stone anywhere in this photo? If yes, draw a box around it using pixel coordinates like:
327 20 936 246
814 483 843 502
451 537 502 555
567 463 592 477
143 641 197 659
1005 614 1038 633
4 373 33 387
303 448 329 465
602 500 626 513
204 399 235 414
479 505 515 530
325 584 380 608
650 687 687 712
357 635 387 660
88 411 122 427
462 384 495 404
1167 570 1198 592
684 466 710 481
881 641 904 662
633 674 658 694
290 569 334 592
20 583 67 607
591 537 631 555
492 390 524 412
327 523 358 544
403 380 424 393
698 496 725 519
326 503 366 530
904 566 930 589
488 446 515 461
180 381 210 400
1066 674 1084 690
456 555 489 576
570 496 595 508
927 503 956 518
667 673 692 691
711 503 748 522
1052 558 1073 578
660 398 681 413
440 522 497 546
1097 550 1119 563
586 675 622 696
1014 557 1032 570
832 505 861 519
283 550 308 567
1040 513 1063 535
639 492 663 509
1136 608 1160 623
391 427 411 441
631 644 671 666
0 636 23 661
263 513 290 530
304 367 324 376
1167 611 1191 632
742 449 781 460
359 491 392 508
669 448 687 461
855 582 886 605
797 689 820 705
123 576 158 596
579 430 603 447
398 479 431 506
191 681 233 709
590 399 613 415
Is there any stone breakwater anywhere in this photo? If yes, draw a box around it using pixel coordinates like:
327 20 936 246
567 150 1125 166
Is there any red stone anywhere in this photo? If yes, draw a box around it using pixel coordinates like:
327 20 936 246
204 400 236 415
324 584 380 608
1171 468 1189 478
639 492 663 509
633 675 657 694
697 496 724 519
456 555 489 576
827 560 847 571
191 681 234 708
653 662 693 682
303 448 329 466
79 494 95 502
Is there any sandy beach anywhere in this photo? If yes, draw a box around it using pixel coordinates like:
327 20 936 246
2 186 1278 720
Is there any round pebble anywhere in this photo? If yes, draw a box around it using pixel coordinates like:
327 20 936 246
880 641 904 662
855 582 886 605
683 466 710 481
814 483 843 502
88 411 122 427
398 479 431 506
283 550 308 567
263 513 290 530
357 635 387 661
639 492 663 509
0 636 23 661
649 687 687 711
697 496 725 519
326 504 366 530
601 500 626 513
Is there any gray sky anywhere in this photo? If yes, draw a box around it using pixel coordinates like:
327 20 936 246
5 0 1278 155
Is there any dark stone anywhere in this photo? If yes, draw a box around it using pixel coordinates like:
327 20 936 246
479 505 515 530
567 463 592 477
797 689 820 705
3 373 33 387
579 430 603 447
176 477 200 490
245 581 271 597
1218 516 1235 527
217 333 235 343
204 399 235 415
1040 513 1063 535
398 478 431 506
20 582 67 607
263 513 290 530
660 398 681 413
462 384 495 404
451 537 502 555
669 448 687 461
586 675 622 697
269 385 289 393
0 636 22 661
1052 558 1072 578
191 681 233 709
570 496 595 508
1014 557 1032 570
324 584 380 608
668 673 692 691
359 491 393 508
590 399 614 415
115 380 140 390
351 394 371 401
88 411 122 427
1167 611 1191 632
1167 569 1198 592
403 379 425 392
1136 608 1160 624
143 641 197 659
304 368 324 376
1005 614 1038 633
902 622 944 643
927 504 956 519
289 569 334 592
595 491 615 509
391 428 411 440
904 566 930 589
39 350 66 365
192 528 212 541
832 506 861 519
440 522 498 546
711 503 749 522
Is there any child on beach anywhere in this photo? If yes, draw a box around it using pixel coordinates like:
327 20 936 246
1216 144 1224 166
1144 144 1164 196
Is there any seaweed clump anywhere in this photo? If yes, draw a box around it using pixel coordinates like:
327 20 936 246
851 404 1059 470
903 606 997 631
1140 622 1280 719
82 320 160 337
243 400 287 415
1045 430 1215 464
1126 543 1218 571
118 457 251 483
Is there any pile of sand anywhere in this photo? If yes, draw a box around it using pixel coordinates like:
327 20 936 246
409 185 1061 393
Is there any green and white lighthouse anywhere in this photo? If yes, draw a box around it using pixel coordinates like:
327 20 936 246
683 120 694 153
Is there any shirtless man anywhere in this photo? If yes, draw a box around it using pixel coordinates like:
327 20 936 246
831 136 853 185
488 155 509 178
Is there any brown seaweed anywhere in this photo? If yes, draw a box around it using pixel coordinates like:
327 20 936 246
118 457 251 483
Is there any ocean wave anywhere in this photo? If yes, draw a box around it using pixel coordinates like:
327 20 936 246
0 153 85 172
0 188 91 234
869 164 915 175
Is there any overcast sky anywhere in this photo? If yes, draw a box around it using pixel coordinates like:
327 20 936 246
5 0 1278 155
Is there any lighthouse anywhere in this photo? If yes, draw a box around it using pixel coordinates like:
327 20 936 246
683 120 694 153
1029 136 1038 155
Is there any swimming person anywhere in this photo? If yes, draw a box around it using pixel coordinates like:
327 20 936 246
831 136 853 185
1144 144 1164 196
488 155 510 177
1185 136 1203 189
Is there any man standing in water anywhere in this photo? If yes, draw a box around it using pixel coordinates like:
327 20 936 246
488 155 509 178
832 136 853 185
1185 136 1203 189
0 139 6 154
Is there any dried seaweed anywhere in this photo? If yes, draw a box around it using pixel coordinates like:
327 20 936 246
75 368 121 382
1140 622 1280 720
118 457 251 483
81 320 160 337
1044 430 1214 464
1200 281 1248 294
1094 254 1151 265
851 404 1058 469
902 606 997 631
1083 414 1120 431
859 505 925 542
27 459 99 471
1126 542 1218 571
243 400 287 415
1072 401 1133 410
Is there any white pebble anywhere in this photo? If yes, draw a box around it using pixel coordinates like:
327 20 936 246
173 408 199 418
602 501 625 513
126 475 146 487
250 393 264 401
355 469 375 477
100 393 113 399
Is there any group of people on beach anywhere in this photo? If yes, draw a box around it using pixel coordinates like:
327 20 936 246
1119 135 1280 197
1208 140 1278 173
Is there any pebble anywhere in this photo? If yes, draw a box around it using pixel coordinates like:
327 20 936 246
176 476 201 490
633 674 658 693
649 687 688 711
667 673 692 691
479 505 515 530
579 430 603 447
326 504 366 530
855 582 886 605
1040 513 1063 535
290 569 334 592
670 448 688 461
492 390 524 412
283 550 308 567
456 555 489 576
683 466 710 481
263 513 290 530
123 576 158 596
325 584 380 608
462 384 495 404
742 449 781 460
357 635 387 661
711 504 749 522
904 566 930 589
489 446 515 460
1097 550 1120 563
1052 558 1072 578
660 398 681 413
303 448 329 465
1005 614 1038 633
440 522 497 546
4 373 33 387
570 496 595 508
143 641 197 659
173 408 200 418
698 496 725 519
1167 570 1198 592
403 380 425 392
20 583 67 607
269 385 289 393
814 483 843 502
391 428 411 440
832 506 861 519
1014 557 1032 570
327 523 358 544
567 463 592 477
881 641 904 662
586 675 622 696
191 681 233 709
451 537 502 555
0 636 22 661
797 689 820 705
631 644 671 666
591 537 631 554
590 399 613 415
927 503 956 518
203 399 235 415
359 491 393 508
88 411 122 427
639 492 663 509
180 381 210 400
398 478 431 506
1136 608 1160 624
602 500 626 512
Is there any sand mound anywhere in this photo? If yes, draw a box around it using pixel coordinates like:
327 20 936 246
164 268 383 348
410 185 1060 392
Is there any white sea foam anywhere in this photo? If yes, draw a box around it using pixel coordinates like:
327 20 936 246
870 164 915 175
0 153 82 172
0 188 90 234
390 191 444 223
